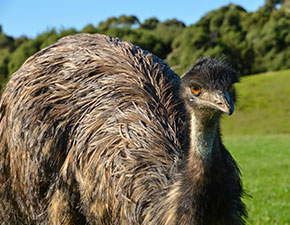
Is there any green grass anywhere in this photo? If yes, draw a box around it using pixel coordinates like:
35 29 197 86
222 69 290 135
221 69 290 224
224 135 290 225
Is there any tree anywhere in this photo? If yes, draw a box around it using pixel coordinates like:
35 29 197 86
248 7 290 72
265 0 284 11
138 18 185 59
0 33 14 51
98 15 140 30
167 4 253 75
81 24 99 34
0 48 11 91
140 17 159 30
8 39 41 75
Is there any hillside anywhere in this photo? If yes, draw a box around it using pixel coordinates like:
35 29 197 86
221 69 290 135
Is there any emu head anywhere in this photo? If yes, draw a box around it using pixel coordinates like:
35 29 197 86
181 57 238 117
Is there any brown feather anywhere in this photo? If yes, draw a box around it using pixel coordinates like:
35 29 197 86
0 33 246 224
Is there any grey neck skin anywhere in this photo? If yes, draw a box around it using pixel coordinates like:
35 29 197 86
189 109 220 163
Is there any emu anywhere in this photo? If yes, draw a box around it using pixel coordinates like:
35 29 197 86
0 33 246 224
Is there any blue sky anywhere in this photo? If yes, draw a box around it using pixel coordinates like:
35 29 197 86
0 0 265 38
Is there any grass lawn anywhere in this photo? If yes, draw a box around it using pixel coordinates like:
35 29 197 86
224 135 290 225
221 69 290 224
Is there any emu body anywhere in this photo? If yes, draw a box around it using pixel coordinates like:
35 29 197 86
0 34 246 224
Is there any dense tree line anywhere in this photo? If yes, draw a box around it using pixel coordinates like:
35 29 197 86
0 0 289 91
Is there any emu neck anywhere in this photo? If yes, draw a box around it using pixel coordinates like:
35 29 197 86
189 111 219 164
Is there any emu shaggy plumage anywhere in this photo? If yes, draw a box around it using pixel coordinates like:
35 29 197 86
0 33 246 224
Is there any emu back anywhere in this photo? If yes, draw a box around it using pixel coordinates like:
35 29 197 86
0 33 246 224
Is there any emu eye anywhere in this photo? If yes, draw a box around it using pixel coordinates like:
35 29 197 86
228 85 235 93
190 86 201 96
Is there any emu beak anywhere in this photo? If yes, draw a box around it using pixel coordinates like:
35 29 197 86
212 91 235 115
